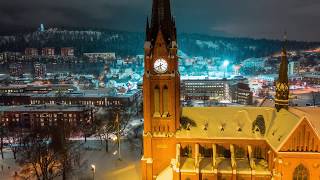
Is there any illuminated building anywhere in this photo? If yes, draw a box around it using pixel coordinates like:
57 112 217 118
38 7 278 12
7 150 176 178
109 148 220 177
302 73 320 85
0 104 94 129
230 83 253 105
61 47 75 57
9 63 23 77
288 61 300 75
180 77 250 104
42 47 55 57
83 52 116 61
33 63 47 79
141 1 320 180
25 48 39 57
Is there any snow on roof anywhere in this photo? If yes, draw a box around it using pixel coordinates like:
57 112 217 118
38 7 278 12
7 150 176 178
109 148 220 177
289 107 320 138
176 107 302 151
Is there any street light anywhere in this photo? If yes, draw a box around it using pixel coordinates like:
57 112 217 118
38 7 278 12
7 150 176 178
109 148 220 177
223 60 230 67
223 60 230 78
91 164 96 180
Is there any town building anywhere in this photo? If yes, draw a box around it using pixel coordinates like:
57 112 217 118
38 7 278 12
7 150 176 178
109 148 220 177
25 48 39 57
302 73 320 85
61 47 75 57
9 63 23 77
0 104 94 129
230 83 253 105
0 52 22 64
42 48 55 57
288 61 300 75
141 1 320 180
83 53 116 61
0 88 142 113
33 63 47 79
0 84 76 94
180 77 250 104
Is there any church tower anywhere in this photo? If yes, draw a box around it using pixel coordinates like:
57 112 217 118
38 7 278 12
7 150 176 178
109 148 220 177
143 0 180 134
142 0 180 179
275 35 289 111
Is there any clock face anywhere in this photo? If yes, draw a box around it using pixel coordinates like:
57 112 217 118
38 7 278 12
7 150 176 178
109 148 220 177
153 58 168 74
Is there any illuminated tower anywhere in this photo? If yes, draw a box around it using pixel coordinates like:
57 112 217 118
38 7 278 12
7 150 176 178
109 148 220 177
275 35 289 111
142 0 180 179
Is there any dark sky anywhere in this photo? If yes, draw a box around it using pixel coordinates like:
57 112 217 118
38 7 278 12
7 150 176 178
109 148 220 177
1 0 320 41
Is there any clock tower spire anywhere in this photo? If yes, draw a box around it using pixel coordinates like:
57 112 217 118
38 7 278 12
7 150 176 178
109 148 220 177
143 0 179 134
142 0 180 179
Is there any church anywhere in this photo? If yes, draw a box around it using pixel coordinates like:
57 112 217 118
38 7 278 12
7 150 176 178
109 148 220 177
141 1 320 180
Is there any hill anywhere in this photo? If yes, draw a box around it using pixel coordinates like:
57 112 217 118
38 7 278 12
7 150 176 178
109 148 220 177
0 28 319 61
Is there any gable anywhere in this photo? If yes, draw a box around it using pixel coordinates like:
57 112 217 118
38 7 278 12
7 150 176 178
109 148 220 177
280 118 320 152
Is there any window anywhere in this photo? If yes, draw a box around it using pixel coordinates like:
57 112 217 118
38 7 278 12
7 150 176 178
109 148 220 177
153 86 160 117
181 145 192 158
162 86 169 117
293 164 309 180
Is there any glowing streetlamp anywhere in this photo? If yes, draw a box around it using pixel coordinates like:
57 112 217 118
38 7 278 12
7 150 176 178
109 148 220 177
91 164 96 180
223 60 230 78
223 60 230 67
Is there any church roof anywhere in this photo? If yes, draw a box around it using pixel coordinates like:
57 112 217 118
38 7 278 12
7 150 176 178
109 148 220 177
289 107 320 139
176 107 303 151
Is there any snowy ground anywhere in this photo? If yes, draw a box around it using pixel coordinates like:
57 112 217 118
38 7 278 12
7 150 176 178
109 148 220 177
0 138 142 180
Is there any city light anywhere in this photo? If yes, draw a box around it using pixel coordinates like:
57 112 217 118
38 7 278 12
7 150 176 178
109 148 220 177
91 164 96 173
223 60 230 67
91 164 96 180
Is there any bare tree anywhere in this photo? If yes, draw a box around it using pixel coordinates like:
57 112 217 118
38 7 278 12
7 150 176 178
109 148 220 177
0 113 8 159
78 119 94 143
6 128 22 159
19 127 61 180
95 108 131 153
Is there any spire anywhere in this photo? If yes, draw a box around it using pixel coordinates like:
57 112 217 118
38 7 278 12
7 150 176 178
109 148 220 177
279 32 288 83
145 17 150 41
148 0 176 46
275 32 289 111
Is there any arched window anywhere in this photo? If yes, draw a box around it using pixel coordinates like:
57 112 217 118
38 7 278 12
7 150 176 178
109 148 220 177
162 85 169 117
293 164 309 180
153 86 160 117
181 145 192 158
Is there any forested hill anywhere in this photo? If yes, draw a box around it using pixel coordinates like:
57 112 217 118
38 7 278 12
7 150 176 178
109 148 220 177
0 28 319 60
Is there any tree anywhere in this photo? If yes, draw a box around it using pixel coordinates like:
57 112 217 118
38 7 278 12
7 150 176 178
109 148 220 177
6 127 22 160
0 112 8 159
78 118 94 143
19 127 61 180
95 108 131 153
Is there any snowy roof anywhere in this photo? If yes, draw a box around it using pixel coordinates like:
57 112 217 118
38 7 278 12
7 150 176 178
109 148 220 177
1 105 90 112
176 107 303 151
289 107 320 138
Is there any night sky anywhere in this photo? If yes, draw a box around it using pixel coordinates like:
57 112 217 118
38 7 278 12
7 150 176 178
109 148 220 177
1 0 319 41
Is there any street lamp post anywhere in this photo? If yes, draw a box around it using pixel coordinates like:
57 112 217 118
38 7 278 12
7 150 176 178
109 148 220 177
91 164 95 180
223 60 229 78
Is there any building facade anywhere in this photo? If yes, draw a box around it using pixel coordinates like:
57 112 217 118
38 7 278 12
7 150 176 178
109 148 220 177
33 63 47 79
0 105 94 129
42 48 55 57
61 47 75 57
141 1 320 180
9 63 23 77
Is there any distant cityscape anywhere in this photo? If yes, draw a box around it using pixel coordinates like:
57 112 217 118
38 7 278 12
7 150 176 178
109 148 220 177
0 24 320 179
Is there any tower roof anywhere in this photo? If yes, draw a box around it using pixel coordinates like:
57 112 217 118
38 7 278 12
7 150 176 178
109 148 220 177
278 37 288 83
146 0 177 46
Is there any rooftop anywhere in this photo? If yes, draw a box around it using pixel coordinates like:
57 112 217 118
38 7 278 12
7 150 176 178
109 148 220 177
0 104 90 112
176 106 303 151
